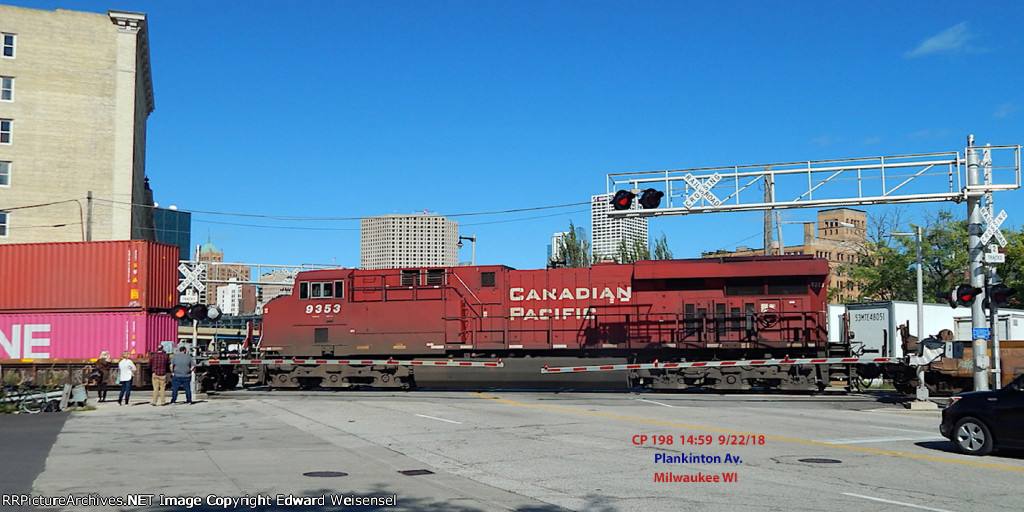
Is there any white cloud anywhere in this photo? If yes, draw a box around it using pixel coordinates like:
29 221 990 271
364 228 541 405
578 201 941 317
809 135 840 147
993 103 1018 119
905 22 976 58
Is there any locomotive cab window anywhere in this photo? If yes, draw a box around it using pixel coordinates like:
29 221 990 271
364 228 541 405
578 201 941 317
300 281 345 299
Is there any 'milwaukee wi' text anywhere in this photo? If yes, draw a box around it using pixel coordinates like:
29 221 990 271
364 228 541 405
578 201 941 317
652 452 743 483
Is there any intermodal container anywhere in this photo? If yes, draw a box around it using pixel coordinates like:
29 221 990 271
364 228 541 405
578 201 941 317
0 241 179 312
0 311 176 360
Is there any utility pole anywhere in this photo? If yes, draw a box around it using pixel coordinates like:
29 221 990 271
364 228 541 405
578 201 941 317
763 172 774 254
966 135 990 391
86 190 93 241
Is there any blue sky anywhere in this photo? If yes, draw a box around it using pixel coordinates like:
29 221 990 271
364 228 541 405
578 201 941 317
10 1 1024 269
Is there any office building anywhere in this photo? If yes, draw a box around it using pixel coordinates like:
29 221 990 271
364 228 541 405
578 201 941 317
361 214 459 270
590 193 648 262
0 6 156 244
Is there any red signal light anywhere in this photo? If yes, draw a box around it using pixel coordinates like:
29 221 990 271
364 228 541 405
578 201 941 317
955 284 983 307
611 190 636 210
170 305 189 319
638 188 664 209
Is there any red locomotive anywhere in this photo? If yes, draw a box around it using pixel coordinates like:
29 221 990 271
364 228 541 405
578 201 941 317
250 255 837 391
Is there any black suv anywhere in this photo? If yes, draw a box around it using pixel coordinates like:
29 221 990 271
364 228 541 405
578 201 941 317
940 373 1024 455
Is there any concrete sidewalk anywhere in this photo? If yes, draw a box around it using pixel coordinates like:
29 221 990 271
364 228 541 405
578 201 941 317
25 397 563 512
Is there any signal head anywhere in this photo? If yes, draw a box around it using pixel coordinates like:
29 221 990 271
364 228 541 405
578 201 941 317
170 304 190 320
610 190 636 210
955 284 983 307
638 188 664 209
984 283 1017 309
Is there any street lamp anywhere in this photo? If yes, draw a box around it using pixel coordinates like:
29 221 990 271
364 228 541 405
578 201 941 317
457 234 476 266
890 227 926 402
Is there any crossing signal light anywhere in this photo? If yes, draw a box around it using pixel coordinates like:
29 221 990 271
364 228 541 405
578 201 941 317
638 188 664 209
984 284 1017 309
937 285 983 308
167 304 223 321
956 285 983 307
611 190 636 210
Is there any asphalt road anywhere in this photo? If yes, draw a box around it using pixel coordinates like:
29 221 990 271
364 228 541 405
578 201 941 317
9 391 1024 511
0 412 70 512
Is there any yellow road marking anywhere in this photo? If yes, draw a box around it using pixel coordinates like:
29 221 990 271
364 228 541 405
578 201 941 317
472 393 1024 473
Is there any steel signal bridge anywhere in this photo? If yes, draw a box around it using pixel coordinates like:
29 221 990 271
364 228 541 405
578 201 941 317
604 135 1021 393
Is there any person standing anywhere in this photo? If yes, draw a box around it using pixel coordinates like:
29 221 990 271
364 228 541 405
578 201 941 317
117 351 137 406
169 346 196 405
93 350 112 402
149 346 170 406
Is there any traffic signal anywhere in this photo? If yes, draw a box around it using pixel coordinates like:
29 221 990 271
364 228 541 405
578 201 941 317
937 285 983 308
638 188 664 209
983 283 1017 309
166 304 222 321
610 190 636 210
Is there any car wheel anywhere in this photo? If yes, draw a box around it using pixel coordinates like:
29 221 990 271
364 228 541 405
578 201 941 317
953 417 994 456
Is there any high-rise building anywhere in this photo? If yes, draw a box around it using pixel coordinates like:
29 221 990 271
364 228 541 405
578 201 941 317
548 231 569 265
361 214 459 270
196 239 256 314
153 206 191 260
0 6 156 244
590 194 648 262
258 269 296 311
216 279 244 316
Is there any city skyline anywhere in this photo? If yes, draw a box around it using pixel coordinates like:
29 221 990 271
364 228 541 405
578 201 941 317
1 1 1021 270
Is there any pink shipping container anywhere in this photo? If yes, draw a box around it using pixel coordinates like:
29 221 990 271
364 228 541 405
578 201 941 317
0 240 179 312
0 311 177 360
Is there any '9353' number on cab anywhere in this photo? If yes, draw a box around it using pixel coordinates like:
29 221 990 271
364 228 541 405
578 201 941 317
305 304 341 314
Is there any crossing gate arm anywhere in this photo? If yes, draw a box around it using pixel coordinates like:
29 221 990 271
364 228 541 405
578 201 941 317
201 358 503 368
540 357 901 374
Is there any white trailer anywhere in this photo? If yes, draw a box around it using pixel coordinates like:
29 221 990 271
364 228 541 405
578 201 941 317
954 310 1024 341
834 301 969 358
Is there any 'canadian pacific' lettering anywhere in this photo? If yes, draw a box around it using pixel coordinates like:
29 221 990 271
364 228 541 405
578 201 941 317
509 286 631 304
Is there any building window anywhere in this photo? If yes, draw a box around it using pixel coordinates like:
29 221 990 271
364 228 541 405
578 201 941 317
1 33 13 58
0 211 8 237
0 77 11 101
0 161 8 186
0 119 10 144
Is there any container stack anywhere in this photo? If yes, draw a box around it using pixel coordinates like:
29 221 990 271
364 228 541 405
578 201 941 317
0 240 180 360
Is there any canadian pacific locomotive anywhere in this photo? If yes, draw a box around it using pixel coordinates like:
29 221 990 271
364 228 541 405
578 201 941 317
240 255 843 391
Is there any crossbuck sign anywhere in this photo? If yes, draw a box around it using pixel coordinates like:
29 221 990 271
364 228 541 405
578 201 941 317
177 262 206 294
683 172 722 208
981 208 1008 246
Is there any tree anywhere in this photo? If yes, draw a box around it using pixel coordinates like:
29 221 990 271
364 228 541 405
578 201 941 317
652 233 673 260
839 208 1014 304
555 221 591 268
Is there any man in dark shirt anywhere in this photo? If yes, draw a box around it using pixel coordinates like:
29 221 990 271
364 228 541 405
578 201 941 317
149 347 169 406
169 346 196 405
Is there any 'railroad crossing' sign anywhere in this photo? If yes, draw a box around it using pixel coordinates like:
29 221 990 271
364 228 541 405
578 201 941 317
980 208 1008 246
683 172 723 208
177 262 206 293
